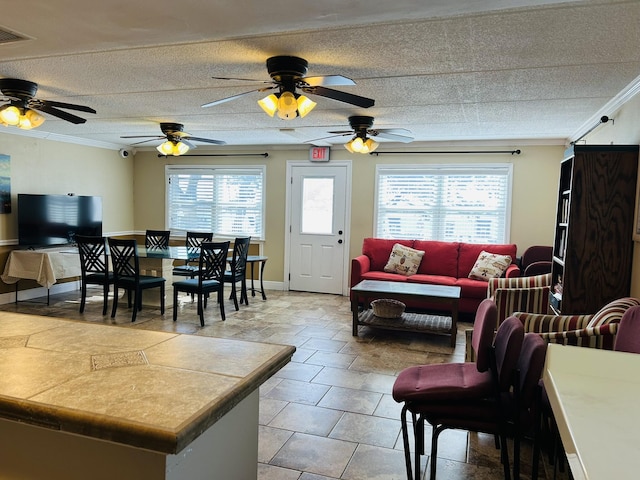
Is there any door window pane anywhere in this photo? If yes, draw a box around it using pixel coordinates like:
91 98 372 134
301 177 333 234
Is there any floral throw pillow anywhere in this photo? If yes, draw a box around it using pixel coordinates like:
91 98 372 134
383 243 425 276
468 251 512 281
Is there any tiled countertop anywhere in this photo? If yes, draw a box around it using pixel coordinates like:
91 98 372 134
0 312 295 454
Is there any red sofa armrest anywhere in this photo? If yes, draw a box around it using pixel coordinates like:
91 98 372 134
505 264 521 278
351 255 371 288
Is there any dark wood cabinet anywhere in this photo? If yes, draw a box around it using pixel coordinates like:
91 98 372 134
550 145 639 314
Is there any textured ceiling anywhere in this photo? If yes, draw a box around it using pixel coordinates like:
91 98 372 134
0 0 639 151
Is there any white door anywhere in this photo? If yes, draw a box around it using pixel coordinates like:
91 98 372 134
288 163 350 294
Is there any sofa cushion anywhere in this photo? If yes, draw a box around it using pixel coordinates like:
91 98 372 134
362 238 414 272
361 271 409 282
468 250 512 281
406 274 457 286
384 243 425 276
456 277 493 300
458 243 517 278
414 240 460 277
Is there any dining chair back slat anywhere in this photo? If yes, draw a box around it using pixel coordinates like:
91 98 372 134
145 230 170 249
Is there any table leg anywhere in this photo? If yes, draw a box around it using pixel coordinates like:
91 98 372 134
258 260 267 300
450 299 459 347
351 296 360 336
250 262 256 297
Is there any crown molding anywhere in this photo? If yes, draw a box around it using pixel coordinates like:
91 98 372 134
569 73 640 143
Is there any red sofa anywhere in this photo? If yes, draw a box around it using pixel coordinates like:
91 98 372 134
350 238 520 315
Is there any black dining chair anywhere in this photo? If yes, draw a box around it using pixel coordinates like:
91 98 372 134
76 235 114 315
108 238 166 322
172 231 213 279
173 241 230 326
145 229 170 249
225 236 251 310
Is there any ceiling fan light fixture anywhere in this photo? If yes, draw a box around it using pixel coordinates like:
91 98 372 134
0 105 46 130
344 135 378 154
296 95 316 118
20 109 46 129
258 94 279 117
0 105 21 125
364 138 379 153
278 91 298 116
156 140 190 156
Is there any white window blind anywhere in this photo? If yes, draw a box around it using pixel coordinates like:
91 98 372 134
375 164 512 243
166 165 265 239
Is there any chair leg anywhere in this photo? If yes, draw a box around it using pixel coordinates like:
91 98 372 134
231 283 239 311
218 287 226 321
102 283 109 316
79 283 87 313
400 405 414 480
499 432 511 480
160 284 165 315
111 286 119 318
131 290 139 322
241 279 249 305
173 288 179 322
197 293 205 327
431 423 447 480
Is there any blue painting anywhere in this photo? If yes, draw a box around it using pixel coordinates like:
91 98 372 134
0 154 10 213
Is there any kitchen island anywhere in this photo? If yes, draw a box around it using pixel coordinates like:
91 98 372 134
0 312 295 479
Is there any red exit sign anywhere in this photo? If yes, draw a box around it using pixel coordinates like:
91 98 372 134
309 146 330 162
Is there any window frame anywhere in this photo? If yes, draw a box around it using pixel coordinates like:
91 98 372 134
373 163 513 243
165 164 266 240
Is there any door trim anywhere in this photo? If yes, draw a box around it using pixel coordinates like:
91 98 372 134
284 161 352 296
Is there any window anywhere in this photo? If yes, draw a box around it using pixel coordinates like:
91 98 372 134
375 164 512 243
166 165 265 239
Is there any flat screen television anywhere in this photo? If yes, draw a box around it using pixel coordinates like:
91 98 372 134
17 194 103 247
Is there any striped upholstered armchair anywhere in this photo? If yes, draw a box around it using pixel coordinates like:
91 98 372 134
465 273 552 361
512 297 640 350
487 273 552 325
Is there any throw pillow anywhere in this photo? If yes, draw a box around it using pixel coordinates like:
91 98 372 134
468 250 512 281
384 243 425 276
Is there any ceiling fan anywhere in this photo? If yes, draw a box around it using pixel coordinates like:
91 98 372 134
0 78 96 129
311 116 414 153
121 122 226 156
201 56 375 119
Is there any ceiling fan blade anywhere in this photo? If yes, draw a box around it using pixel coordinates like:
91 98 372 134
181 139 196 149
212 76 272 84
34 104 89 124
37 99 96 114
186 136 226 145
306 133 352 143
302 75 355 87
120 135 165 140
327 130 355 135
125 138 163 146
201 86 275 108
302 86 374 108
372 129 414 142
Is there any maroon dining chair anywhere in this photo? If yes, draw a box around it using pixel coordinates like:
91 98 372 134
613 305 640 353
392 300 524 480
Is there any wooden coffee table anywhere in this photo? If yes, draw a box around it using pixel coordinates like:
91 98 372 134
351 280 461 347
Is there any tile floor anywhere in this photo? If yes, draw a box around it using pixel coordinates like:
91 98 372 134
0 286 568 480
